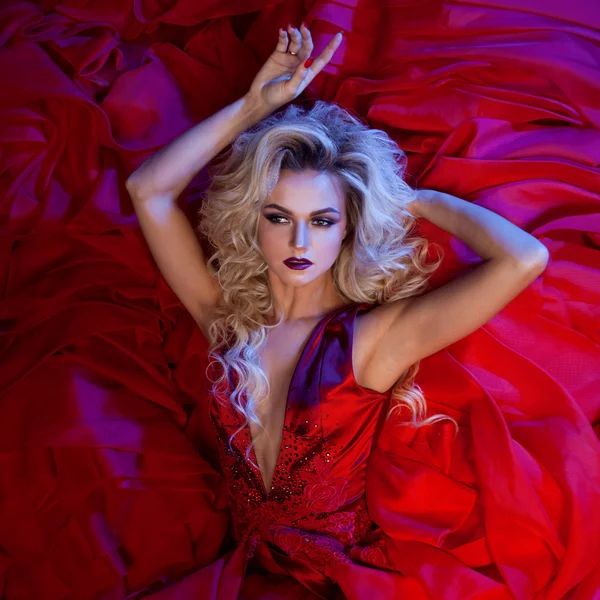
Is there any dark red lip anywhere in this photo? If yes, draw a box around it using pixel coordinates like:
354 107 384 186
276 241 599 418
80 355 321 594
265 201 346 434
283 258 313 266
283 258 313 270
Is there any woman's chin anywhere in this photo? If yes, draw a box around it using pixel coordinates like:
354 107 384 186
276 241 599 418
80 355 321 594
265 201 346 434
272 266 318 285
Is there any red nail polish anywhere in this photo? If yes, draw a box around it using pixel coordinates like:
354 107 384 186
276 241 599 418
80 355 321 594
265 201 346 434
304 57 314 68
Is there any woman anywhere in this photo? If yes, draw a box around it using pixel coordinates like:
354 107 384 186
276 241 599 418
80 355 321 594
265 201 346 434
126 23 549 599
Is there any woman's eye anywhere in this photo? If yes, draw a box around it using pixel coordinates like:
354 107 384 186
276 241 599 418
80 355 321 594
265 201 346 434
266 215 288 224
265 215 333 227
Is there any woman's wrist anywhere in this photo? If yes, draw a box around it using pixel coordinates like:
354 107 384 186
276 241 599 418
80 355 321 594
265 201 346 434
241 93 275 126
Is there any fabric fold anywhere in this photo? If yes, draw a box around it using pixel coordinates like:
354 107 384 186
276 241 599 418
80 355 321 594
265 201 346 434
1 0 599 598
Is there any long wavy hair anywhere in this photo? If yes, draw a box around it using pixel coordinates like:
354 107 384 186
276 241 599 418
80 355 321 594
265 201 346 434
197 100 458 468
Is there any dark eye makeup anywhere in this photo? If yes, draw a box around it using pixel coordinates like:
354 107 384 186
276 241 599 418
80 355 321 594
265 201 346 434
264 214 335 227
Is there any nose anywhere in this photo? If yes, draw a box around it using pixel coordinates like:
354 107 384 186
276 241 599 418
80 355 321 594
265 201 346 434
291 221 309 251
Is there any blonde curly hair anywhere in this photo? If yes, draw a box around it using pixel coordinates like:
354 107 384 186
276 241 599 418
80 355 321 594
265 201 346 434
197 100 458 467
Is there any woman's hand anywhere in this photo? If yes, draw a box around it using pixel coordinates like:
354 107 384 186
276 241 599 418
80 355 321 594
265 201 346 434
244 23 343 116
406 189 434 219
406 199 421 218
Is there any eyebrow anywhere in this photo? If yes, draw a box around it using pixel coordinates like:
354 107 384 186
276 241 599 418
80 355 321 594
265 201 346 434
263 203 340 216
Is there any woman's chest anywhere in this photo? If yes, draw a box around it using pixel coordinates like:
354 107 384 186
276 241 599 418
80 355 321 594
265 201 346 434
209 306 390 504
251 321 327 488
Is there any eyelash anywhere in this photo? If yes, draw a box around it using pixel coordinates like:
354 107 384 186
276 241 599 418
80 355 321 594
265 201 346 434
265 214 334 228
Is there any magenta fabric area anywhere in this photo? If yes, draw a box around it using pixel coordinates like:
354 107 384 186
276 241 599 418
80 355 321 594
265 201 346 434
0 1 599 599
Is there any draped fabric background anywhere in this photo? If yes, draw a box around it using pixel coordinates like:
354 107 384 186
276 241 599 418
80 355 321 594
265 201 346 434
1 0 599 599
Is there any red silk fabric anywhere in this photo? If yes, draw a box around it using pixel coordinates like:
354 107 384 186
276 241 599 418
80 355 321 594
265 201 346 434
0 1 599 599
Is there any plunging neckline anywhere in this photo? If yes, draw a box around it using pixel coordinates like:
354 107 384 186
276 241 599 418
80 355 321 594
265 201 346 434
245 303 357 499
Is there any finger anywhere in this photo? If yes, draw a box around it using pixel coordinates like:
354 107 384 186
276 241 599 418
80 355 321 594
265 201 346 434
287 24 302 53
285 56 315 95
275 28 289 53
305 31 343 74
298 23 314 58
285 31 343 96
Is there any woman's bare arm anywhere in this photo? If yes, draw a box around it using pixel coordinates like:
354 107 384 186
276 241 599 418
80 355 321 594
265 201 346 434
408 189 548 263
126 97 269 201
126 25 342 335
125 97 270 333
359 190 549 392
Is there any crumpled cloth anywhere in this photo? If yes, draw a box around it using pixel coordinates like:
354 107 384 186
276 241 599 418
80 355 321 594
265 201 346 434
0 1 599 599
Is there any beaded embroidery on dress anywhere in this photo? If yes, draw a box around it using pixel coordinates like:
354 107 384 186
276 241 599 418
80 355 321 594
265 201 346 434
206 302 398 599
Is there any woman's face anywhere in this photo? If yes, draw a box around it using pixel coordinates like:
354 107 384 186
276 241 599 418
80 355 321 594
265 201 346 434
257 169 348 287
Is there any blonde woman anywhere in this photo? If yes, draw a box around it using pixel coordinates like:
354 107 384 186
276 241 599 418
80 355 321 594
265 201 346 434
126 22 548 600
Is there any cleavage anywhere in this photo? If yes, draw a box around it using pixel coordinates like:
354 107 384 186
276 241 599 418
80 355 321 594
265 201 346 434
250 322 316 494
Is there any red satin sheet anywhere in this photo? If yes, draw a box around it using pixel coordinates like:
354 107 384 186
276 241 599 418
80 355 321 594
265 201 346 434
0 1 599 599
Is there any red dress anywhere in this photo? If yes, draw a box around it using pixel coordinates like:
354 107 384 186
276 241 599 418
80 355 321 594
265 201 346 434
151 302 412 599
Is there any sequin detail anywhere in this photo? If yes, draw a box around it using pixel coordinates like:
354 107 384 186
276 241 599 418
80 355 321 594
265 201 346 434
209 302 393 575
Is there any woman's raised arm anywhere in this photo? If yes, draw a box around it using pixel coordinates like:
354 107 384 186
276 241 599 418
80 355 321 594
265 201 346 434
125 97 267 335
125 24 342 335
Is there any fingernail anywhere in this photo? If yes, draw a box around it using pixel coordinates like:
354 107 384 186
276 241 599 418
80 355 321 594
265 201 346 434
304 57 314 68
